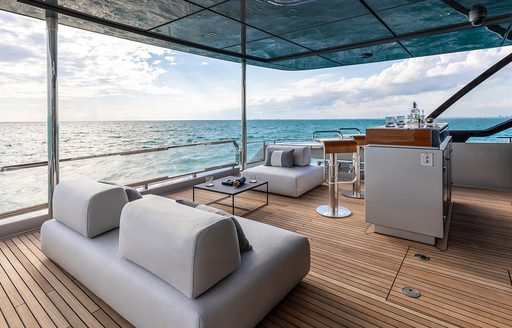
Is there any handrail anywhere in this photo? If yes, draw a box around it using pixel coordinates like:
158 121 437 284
0 162 238 220
449 119 512 142
337 127 362 134
246 138 310 145
0 139 240 172
312 130 344 141
125 162 237 190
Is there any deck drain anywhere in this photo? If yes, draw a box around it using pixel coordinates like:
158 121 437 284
401 287 421 298
414 253 430 261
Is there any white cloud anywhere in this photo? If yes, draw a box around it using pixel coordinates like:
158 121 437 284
164 55 177 65
246 46 512 118
0 10 511 121
0 11 183 102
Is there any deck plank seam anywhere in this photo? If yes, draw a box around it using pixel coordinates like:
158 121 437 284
292 285 398 328
76 281 124 328
385 245 410 302
0 242 58 328
16 234 101 328
16 236 93 328
4 238 73 327
363 224 372 235
0 282 25 328
287 289 370 328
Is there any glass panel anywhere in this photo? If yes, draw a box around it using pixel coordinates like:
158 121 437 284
57 0 203 30
209 0 368 36
0 142 239 215
436 52 512 142
281 14 392 50
0 13 46 216
324 42 409 66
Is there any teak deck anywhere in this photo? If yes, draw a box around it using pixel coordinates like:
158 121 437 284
1 184 511 328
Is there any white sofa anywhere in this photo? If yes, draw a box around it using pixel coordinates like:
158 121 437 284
243 145 324 197
41 179 310 328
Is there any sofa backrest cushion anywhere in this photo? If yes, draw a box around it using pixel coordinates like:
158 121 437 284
175 200 253 253
53 179 129 238
266 145 312 166
99 181 143 202
119 195 241 299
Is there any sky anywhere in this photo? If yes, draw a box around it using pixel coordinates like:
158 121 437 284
0 10 511 122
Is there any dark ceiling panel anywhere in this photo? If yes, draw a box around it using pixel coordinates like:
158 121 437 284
402 26 508 56
280 13 392 50
456 0 512 16
208 0 369 36
152 10 268 50
364 0 424 11
55 0 203 30
224 36 309 58
266 55 340 70
186 0 227 8
374 0 468 35
324 42 408 66
1 0 512 70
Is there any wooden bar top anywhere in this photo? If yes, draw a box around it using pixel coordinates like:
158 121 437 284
366 123 447 147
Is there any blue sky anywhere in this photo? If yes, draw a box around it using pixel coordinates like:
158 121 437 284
0 10 511 122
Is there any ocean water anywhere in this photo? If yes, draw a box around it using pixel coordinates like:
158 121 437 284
1 118 510 214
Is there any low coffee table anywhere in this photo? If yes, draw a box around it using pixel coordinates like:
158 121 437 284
193 176 268 215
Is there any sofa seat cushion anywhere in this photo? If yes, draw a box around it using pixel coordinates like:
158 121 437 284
41 214 310 328
53 179 128 238
242 164 324 197
266 145 312 166
119 195 241 299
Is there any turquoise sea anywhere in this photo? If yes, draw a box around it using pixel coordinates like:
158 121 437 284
1 118 511 214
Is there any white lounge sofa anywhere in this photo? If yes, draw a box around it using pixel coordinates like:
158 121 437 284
242 145 324 197
41 179 310 328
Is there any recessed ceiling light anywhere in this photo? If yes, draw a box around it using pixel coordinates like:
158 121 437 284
359 52 373 59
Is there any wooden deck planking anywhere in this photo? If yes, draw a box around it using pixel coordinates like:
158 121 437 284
0 185 510 327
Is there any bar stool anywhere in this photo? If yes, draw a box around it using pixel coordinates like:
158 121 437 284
342 134 366 199
316 139 358 218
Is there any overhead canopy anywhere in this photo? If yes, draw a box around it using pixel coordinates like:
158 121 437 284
2 0 512 70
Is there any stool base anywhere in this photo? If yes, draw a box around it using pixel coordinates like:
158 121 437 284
316 205 352 218
342 190 365 199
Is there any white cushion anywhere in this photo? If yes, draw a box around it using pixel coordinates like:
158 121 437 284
53 179 128 238
41 214 310 328
243 164 324 197
266 145 312 166
119 195 241 299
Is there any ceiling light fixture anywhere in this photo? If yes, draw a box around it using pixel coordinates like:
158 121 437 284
359 52 373 59
468 4 487 26
267 0 315 6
